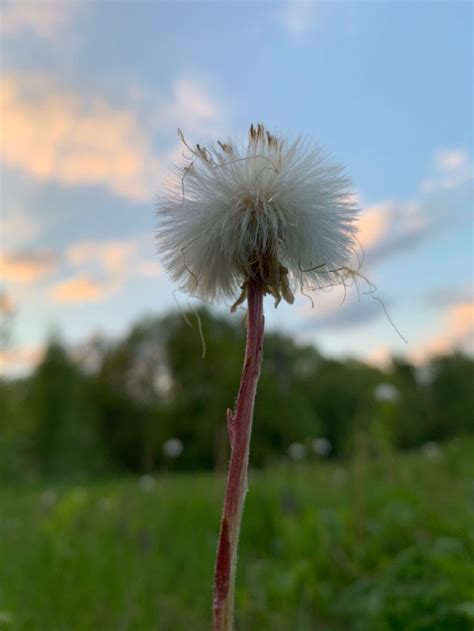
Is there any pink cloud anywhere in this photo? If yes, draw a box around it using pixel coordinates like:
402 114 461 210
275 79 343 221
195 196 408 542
50 275 109 303
49 236 162 303
0 251 56 283
0 73 224 202
421 147 472 193
435 148 468 172
0 343 44 376
357 203 391 250
367 345 393 369
67 241 136 274
0 74 160 201
410 300 474 364
0 290 16 316
137 261 162 277
356 200 430 265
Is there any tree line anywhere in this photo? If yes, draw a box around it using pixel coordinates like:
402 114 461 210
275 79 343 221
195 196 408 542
1 308 473 481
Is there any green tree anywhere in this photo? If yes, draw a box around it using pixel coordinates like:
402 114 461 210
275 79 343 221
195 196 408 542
30 336 103 477
390 358 429 448
93 318 170 471
426 352 474 440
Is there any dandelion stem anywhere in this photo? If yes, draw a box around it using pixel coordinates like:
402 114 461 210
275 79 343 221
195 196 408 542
213 279 265 631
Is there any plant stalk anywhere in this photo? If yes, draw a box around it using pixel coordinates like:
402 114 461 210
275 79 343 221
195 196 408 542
213 279 265 631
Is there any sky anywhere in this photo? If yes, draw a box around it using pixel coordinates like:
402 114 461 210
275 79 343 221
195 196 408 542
0 0 472 376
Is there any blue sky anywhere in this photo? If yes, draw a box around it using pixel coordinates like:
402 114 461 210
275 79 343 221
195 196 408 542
1 0 472 375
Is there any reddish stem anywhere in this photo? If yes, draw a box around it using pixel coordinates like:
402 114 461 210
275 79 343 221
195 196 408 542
213 279 265 631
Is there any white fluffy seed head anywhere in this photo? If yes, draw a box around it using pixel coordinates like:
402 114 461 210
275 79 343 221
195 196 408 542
156 124 359 307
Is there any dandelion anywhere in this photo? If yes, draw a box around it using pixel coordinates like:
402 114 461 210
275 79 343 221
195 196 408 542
97 496 113 513
332 467 348 487
156 124 359 631
312 437 332 457
374 383 400 403
287 442 307 461
40 489 57 509
162 437 184 458
421 441 442 462
157 123 358 310
138 474 156 492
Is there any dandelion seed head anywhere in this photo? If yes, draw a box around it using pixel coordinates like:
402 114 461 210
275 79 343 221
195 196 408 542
374 383 400 403
163 437 184 458
421 441 442 462
288 442 307 461
156 124 359 307
312 437 332 457
138 474 156 492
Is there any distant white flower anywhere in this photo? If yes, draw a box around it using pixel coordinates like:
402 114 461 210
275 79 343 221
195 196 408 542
138 474 156 492
421 441 442 461
163 437 183 458
374 383 400 403
97 497 113 513
40 489 57 508
287 442 307 461
156 124 359 308
332 467 348 486
312 437 332 457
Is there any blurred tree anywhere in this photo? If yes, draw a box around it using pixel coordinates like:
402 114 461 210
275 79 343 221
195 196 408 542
307 359 384 457
164 309 326 469
30 335 104 477
1 308 473 481
254 334 320 465
426 352 474 440
92 317 170 472
390 358 429 448
162 308 243 470
0 378 35 482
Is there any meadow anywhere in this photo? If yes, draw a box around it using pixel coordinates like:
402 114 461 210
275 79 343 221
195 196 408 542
1 438 473 631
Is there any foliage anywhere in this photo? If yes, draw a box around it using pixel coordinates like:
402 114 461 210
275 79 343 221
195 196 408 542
29 337 105 477
0 308 473 480
0 439 472 629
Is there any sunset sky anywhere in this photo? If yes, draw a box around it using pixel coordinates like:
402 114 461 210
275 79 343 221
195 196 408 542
1 0 472 376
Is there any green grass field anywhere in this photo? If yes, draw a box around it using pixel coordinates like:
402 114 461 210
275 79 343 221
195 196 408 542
1 439 473 630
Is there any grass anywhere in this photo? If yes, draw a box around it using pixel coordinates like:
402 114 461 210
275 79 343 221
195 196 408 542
0 439 473 630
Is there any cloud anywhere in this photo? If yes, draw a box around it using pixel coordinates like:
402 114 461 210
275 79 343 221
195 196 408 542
65 236 161 279
436 148 468 172
298 282 392 332
354 148 471 267
137 261 162 278
49 236 162 303
0 1 77 39
49 275 110 303
67 240 136 275
0 74 162 201
168 78 221 133
0 73 223 202
2 205 41 250
367 345 393 369
357 200 431 266
0 250 57 283
421 147 472 194
357 203 391 250
0 290 16 316
279 1 316 39
50 239 136 303
410 299 474 364
0 343 44 377
424 284 473 309
302 297 390 332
